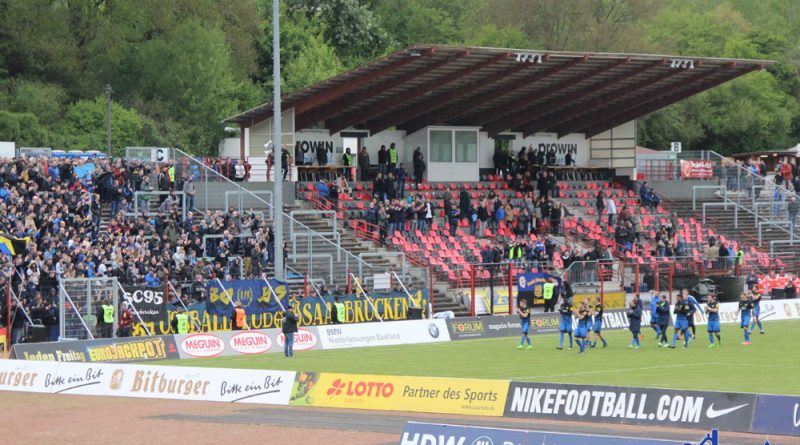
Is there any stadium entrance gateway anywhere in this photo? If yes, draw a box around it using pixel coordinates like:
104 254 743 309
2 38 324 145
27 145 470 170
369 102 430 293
224 44 770 182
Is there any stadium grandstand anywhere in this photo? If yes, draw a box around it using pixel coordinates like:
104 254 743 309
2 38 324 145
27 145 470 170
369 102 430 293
5 44 800 345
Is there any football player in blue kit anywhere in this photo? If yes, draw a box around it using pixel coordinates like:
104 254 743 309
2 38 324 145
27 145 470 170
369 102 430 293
649 293 662 343
749 288 765 334
590 295 608 348
574 298 592 354
557 296 574 350
517 299 532 350
627 295 643 349
705 293 721 348
669 293 691 349
737 292 754 346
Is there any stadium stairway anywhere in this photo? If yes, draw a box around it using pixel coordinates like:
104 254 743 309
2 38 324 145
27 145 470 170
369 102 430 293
290 204 468 316
669 197 800 268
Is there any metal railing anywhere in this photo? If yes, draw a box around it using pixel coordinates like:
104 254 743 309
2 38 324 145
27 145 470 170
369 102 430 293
224 190 274 220
171 148 379 282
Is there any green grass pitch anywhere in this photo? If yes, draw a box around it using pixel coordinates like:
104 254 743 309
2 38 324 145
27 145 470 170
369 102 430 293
161 320 800 396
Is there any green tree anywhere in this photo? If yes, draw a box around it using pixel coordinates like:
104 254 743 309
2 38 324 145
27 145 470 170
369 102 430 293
283 33 344 92
285 0 390 66
132 20 241 153
255 4 344 94
57 97 147 156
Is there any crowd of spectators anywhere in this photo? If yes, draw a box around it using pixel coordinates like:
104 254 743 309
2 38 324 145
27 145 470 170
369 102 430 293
0 156 284 344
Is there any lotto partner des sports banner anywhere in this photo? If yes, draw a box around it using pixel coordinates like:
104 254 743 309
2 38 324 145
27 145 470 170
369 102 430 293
289 372 509 416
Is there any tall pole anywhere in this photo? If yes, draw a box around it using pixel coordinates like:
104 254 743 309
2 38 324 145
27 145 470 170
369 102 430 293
272 0 284 280
104 84 112 153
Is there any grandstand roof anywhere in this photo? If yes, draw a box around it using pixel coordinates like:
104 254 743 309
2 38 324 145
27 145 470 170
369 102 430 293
225 44 773 139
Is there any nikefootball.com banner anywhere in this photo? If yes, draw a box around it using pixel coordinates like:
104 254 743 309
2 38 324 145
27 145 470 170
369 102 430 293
504 381 757 432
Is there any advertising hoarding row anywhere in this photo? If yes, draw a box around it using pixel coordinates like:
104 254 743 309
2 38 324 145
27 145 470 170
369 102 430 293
0 359 797 436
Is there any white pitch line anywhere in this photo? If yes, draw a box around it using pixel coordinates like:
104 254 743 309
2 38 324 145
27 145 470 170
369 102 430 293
516 362 718 380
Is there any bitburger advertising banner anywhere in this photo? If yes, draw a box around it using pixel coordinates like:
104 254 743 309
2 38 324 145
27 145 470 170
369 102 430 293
504 381 757 432
0 360 296 406
11 335 180 363
290 372 509 416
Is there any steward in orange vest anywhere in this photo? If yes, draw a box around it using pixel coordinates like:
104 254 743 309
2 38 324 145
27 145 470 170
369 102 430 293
233 304 247 330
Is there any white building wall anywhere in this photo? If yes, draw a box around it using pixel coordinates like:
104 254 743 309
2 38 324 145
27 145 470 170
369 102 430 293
477 132 590 169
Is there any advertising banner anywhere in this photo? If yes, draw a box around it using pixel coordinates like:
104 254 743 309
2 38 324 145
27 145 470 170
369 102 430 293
121 284 167 325
398 422 678 445
0 360 57 393
290 372 509 416
640 297 800 327
137 289 429 335
172 326 322 359
446 311 638 341
11 335 180 363
317 319 449 350
517 272 560 297
446 314 562 340
750 395 800 436
680 160 713 179
206 278 290 318
504 381 757 432
0 360 296 406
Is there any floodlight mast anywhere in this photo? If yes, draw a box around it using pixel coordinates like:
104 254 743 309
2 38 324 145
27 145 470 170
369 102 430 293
272 0 284 280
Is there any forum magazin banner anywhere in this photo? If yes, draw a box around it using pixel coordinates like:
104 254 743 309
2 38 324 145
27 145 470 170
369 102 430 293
289 371 509 416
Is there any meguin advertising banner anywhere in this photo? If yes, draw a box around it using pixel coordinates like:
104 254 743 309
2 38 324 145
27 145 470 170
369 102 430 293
11 335 180 363
172 326 322 359
135 287 428 335
290 372 509 416
504 381 757 432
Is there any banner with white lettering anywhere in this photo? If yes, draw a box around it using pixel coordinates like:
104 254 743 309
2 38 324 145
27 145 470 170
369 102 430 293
504 381 757 432
121 284 167 325
398 421 678 445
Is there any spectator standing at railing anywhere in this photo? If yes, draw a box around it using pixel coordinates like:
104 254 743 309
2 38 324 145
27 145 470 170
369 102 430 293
377 145 388 175
387 143 399 174
788 196 798 232
183 175 196 211
358 147 370 181
295 143 305 167
595 191 605 223
412 147 424 185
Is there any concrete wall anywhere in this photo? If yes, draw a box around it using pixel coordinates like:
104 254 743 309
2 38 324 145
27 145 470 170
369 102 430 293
195 181 296 212
645 179 722 201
